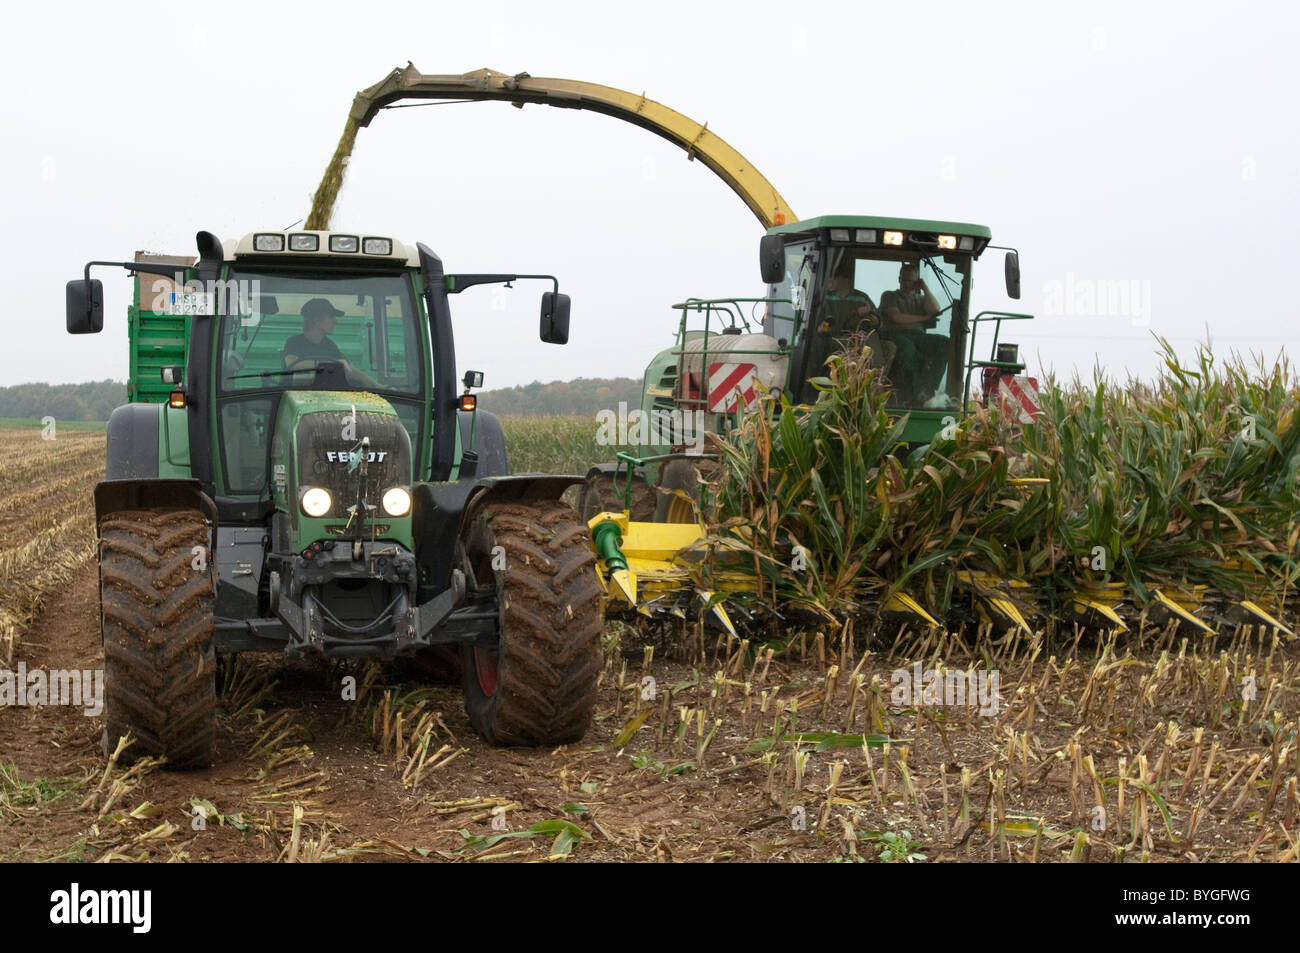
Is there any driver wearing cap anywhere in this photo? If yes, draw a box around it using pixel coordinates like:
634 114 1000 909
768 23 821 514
283 298 381 389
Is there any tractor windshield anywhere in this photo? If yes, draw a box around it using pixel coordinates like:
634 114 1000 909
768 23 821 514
217 270 424 398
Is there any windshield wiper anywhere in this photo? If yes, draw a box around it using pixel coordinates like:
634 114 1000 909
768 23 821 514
922 257 961 311
229 366 325 381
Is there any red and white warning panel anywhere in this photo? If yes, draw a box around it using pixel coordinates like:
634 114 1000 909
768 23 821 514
993 374 1041 423
680 332 790 415
707 362 758 413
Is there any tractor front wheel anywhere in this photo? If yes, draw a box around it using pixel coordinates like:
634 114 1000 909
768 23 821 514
98 506 217 768
460 500 603 746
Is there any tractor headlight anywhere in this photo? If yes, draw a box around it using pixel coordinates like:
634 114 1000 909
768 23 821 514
382 487 411 517
301 487 332 517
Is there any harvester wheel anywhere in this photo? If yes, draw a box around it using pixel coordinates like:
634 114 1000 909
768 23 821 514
98 507 216 769
652 458 716 524
580 473 654 523
460 500 603 746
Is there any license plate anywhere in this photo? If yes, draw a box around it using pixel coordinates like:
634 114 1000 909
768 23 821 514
165 291 213 315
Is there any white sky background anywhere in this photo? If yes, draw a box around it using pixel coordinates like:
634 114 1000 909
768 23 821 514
2 0 1297 392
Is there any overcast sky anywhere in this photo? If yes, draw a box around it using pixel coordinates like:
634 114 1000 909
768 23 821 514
3 0 1297 392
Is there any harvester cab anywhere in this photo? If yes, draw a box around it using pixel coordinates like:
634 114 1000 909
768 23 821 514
65 229 605 766
757 215 1038 442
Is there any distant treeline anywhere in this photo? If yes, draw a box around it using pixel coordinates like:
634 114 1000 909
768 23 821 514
0 380 126 422
0 377 642 421
479 377 642 416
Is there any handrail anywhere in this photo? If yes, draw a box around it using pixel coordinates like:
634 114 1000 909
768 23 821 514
962 311 1036 410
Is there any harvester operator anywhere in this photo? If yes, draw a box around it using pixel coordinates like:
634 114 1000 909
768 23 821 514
879 264 948 405
819 263 894 375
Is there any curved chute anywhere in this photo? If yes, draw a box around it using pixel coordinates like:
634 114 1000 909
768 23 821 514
308 64 796 230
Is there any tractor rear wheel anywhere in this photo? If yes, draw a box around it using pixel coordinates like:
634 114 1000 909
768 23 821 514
98 507 216 769
460 500 603 746
580 473 654 523
652 458 717 523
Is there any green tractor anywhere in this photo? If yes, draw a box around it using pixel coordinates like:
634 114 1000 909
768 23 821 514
67 229 602 766
582 214 1038 530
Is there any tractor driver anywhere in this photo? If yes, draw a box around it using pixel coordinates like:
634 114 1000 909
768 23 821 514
818 263 894 374
283 298 382 389
879 264 948 405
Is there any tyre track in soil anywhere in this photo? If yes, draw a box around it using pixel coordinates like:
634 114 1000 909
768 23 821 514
0 559 783 862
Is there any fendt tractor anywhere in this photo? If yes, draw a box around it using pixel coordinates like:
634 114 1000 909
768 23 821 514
321 67 1040 628
67 229 603 767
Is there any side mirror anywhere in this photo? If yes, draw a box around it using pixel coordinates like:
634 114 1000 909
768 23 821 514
1004 251 1021 300
66 278 104 334
255 294 279 316
540 291 570 345
759 234 785 285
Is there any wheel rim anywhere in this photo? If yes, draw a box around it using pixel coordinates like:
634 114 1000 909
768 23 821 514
474 647 499 697
666 495 696 523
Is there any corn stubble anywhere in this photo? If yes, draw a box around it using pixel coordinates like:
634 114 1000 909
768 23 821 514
0 429 102 663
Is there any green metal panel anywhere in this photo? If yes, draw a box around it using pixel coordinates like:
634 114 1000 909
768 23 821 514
126 305 190 403
158 404 191 477
895 407 957 445
128 273 191 403
274 390 413 551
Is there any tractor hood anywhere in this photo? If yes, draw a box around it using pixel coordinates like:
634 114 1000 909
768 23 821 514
271 391 413 550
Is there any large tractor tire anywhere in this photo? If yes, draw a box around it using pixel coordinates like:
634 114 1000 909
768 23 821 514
652 458 717 524
460 500 603 746
98 507 216 769
580 473 654 523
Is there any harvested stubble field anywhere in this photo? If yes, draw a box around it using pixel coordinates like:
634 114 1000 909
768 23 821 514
0 420 1297 863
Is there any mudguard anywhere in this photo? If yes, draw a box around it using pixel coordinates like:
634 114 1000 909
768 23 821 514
105 403 160 480
458 409 509 478
412 474 584 602
93 479 217 527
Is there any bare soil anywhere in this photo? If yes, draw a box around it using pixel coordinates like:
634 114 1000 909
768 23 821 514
2 556 1297 863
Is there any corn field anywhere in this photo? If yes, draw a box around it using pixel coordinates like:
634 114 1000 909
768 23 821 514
496 414 606 474
704 340 1300 634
